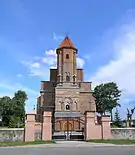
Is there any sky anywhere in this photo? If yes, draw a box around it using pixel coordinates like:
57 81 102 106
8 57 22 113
0 0 135 119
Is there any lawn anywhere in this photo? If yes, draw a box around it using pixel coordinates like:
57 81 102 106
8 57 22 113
86 139 135 144
0 140 55 147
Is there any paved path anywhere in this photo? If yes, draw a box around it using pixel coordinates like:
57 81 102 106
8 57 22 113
0 145 135 155
0 141 135 155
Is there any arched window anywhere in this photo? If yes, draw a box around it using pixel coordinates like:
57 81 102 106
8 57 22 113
66 75 70 81
66 104 70 111
66 54 69 59
73 75 76 84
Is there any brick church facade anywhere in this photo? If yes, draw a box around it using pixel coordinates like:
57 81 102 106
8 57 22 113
36 36 96 132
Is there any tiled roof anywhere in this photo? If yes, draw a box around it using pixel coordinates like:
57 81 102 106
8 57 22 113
57 36 76 49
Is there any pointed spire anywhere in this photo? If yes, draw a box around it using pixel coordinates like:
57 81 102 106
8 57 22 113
57 36 76 50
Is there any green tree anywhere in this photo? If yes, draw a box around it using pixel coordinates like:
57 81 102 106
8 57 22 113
0 96 12 126
11 90 28 125
0 90 27 127
93 82 121 121
9 116 20 128
114 108 121 127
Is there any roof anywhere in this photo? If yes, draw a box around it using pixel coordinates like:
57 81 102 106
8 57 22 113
57 36 76 50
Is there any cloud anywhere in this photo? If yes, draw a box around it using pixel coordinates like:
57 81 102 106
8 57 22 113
22 49 85 78
53 33 64 41
17 74 23 77
77 58 85 68
0 81 37 96
89 12 135 118
21 60 49 78
30 62 40 68
45 49 56 56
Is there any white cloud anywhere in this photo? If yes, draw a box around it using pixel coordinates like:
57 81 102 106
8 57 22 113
77 58 85 68
53 33 64 41
30 62 40 68
17 74 23 77
90 21 135 92
89 13 135 118
45 49 56 56
21 60 48 78
42 57 57 65
22 49 85 78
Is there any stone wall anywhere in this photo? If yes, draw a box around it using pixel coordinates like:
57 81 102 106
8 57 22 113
0 128 24 142
1 128 135 142
111 128 135 139
0 128 42 142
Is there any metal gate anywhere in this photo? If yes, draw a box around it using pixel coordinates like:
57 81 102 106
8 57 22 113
52 117 85 141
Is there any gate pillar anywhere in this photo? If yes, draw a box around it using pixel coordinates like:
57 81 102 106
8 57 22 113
42 111 52 141
85 111 96 140
101 116 111 139
25 113 35 142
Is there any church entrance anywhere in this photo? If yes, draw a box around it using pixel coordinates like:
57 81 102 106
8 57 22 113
52 116 85 141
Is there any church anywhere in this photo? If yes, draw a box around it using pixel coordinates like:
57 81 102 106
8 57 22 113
36 36 96 134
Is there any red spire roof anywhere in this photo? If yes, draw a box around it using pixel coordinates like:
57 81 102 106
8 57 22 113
57 36 76 49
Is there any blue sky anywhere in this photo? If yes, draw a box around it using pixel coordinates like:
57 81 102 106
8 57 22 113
0 0 135 119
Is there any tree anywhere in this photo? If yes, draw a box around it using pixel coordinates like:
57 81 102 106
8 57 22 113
114 108 121 127
11 90 28 125
9 116 20 128
0 96 12 126
0 90 28 127
93 82 121 121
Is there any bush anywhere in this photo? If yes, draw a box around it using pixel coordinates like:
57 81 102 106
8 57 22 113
111 124 118 128
8 116 20 128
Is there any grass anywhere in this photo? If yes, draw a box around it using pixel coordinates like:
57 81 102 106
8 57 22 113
0 140 55 147
0 127 8 128
86 139 135 145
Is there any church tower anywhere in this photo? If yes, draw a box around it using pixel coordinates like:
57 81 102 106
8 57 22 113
56 36 78 84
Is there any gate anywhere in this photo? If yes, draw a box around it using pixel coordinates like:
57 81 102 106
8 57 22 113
52 117 85 141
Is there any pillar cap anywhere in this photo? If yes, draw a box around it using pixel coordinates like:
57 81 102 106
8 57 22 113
43 111 52 117
84 111 96 114
26 113 36 116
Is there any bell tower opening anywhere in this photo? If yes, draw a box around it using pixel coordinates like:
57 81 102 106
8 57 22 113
66 75 70 82
66 54 69 59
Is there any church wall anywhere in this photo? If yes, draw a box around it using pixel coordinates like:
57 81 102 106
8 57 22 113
50 69 57 82
37 81 56 122
41 81 55 90
36 96 41 121
79 82 92 92
79 92 92 114
55 82 95 113
55 87 80 112
77 69 84 81
77 82 95 113
43 92 55 107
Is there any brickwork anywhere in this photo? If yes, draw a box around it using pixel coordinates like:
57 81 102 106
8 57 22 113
36 36 97 135
77 69 84 81
50 69 57 82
